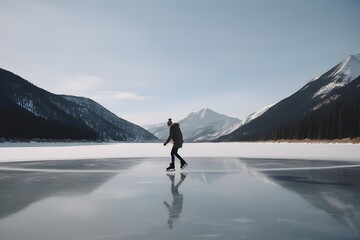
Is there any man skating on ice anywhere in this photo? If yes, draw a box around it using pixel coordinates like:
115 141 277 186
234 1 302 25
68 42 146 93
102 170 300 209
163 118 188 171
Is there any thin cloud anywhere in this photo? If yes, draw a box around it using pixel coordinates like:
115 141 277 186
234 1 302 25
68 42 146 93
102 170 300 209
92 91 148 101
50 75 149 102
51 75 104 96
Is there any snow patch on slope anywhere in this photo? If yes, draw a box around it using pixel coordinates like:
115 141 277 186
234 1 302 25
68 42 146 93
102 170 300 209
194 118 242 142
313 54 360 99
14 97 42 118
206 104 274 141
311 94 341 111
230 104 274 131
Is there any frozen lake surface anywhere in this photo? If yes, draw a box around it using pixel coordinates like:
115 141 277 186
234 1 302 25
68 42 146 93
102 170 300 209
0 157 360 240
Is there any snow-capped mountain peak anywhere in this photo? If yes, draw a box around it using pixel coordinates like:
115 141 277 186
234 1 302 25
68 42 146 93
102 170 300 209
331 53 360 83
182 108 232 128
145 108 241 142
188 108 216 119
196 108 218 117
313 53 360 99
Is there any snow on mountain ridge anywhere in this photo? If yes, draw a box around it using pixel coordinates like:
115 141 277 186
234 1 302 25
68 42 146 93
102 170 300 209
313 53 360 99
331 53 360 82
146 106 276 142
194 117 243 142
145 108 241 142
225 104 274 134
181 108 235 129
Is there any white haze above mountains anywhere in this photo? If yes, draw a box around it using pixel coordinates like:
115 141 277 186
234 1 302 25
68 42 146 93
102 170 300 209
146 53 360 142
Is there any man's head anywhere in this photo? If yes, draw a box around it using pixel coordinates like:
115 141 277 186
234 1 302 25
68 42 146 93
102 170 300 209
167 118 173 127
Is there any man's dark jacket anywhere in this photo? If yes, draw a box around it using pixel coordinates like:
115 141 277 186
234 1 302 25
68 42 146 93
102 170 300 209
164 123 184 148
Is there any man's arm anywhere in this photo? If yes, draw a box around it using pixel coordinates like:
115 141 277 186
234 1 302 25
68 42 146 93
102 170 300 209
164 127 173 145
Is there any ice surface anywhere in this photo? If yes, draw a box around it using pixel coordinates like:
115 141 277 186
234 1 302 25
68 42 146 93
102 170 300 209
0 157 359 240
0 142 359 239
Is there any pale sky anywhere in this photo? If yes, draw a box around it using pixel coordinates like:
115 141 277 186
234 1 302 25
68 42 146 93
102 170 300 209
1 0 359 125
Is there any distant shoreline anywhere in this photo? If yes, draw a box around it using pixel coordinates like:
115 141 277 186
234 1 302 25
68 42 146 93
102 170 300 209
1 137 359 145
263 138 360 144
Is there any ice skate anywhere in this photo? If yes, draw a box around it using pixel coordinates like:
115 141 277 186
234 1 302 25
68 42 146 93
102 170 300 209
166 163 175 172
180 161 188 170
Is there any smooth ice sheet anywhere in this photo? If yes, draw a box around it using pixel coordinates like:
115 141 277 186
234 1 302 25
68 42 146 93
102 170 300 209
0 157 359 240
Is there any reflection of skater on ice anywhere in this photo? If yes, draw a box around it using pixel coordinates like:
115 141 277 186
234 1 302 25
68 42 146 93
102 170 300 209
163 118 188 171
164 173 187 229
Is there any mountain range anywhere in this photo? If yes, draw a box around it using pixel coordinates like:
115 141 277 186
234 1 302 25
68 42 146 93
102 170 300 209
145 108 241 142
147 53 360 142
2 53 359 142
219 53 360 141
0 68 158 142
